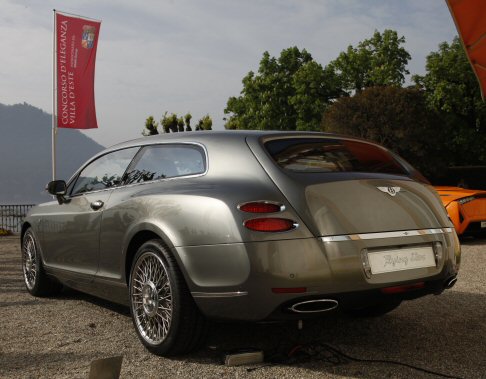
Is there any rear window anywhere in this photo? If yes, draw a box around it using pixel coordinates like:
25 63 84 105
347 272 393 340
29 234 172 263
265 138 408 175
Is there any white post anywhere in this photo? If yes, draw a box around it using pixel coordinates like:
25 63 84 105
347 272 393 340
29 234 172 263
52 9 57 181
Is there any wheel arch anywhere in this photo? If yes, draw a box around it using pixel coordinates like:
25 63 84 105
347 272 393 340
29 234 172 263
123 223 184 286
21 222 32 242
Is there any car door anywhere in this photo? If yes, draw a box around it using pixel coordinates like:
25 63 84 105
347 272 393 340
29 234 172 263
96 143 208 282
40 147 139 282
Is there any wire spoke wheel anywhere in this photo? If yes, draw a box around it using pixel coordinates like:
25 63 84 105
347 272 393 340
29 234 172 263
22 232 37 290
131 251 173 345
129 240 207 355
21 228 61 297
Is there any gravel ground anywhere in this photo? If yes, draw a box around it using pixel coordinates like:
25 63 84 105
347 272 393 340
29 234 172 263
0 236 485 379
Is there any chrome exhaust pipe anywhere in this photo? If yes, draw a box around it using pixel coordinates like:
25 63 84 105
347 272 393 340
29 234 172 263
445 276 457 289
289 299 339 313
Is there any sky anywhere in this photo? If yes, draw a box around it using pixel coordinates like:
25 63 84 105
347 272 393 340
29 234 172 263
0 0 458 147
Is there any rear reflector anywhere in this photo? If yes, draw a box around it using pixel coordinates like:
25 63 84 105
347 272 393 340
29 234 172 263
239 202 282 213
381 282 425 294
244 218 296 232
272 287 306 294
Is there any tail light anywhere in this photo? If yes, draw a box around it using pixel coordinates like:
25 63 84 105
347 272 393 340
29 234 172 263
239 201 298 232
458 196 475 205
244 218 297 232
238 201 284 213
381 282 425 294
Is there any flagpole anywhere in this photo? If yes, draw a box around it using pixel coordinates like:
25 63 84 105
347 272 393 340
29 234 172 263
52 9 57 181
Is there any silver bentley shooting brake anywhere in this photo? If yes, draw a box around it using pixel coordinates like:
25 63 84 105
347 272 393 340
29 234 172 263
22 131 461 355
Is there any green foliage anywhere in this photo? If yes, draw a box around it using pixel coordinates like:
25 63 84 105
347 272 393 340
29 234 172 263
177 117 185 132
413 37 483 117
224 117 239 130
143 116 159 136
184 113 192 131
143 112 211 135
0 228 12 236
328 29 411 93
322 86 447 179
224 47 342 131
196 114 213 130
290 63 343 131
413 37 486 165
161 112 179 133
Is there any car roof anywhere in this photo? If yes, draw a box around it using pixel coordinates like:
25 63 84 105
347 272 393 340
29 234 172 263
70 131 379 183
103 130 377 154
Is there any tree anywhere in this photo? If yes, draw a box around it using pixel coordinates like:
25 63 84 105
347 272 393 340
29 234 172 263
224 47 342 131
322 86 447 179
177 117 185 132
328 29 411 93
184 113 192 131
196 114 212 130
413 37 484 119
143 116 159 136
413 37 486 165
160 112 178 133
142 112 211 135
290 63 343 131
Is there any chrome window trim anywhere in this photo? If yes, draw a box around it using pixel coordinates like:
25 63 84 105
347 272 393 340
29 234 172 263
116 171 208 192
69 186 114 197
120 142 209 189
191 291 248 298
67 146 141 198
321 228 453 242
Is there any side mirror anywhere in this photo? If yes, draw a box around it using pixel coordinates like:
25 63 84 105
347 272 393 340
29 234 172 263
46 180 67 204
47 180 67 195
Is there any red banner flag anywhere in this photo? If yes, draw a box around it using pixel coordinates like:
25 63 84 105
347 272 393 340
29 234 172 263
55 11 101 129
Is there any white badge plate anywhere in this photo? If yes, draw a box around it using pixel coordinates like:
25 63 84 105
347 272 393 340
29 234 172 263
367 246 436 274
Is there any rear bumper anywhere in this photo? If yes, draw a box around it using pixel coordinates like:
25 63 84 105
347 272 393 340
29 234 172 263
265 275 455 320
175 228 460 321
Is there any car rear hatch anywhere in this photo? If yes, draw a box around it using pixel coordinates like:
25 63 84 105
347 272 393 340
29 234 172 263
246 134 449 237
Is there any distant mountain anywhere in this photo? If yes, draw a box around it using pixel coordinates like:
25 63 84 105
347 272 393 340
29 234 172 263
0 102 105 204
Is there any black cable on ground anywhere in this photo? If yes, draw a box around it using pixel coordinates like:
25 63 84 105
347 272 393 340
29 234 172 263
247 341 465 379
320 343 464 379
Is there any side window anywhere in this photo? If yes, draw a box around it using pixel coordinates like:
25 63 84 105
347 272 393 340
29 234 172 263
71 147 139 196
123 144 205 184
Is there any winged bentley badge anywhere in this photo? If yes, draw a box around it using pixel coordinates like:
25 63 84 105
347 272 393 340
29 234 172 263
377 186 401 197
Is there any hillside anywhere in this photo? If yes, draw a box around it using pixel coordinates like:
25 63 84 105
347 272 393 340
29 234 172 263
0 102 105 204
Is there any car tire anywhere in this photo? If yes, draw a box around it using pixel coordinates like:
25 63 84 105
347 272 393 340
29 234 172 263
22 228 62 297
129 239 208 356
344 299 402 318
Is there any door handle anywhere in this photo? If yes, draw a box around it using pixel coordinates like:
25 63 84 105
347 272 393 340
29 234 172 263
90 200 104 210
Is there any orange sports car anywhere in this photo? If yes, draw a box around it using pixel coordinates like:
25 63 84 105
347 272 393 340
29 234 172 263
435 186 486 235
